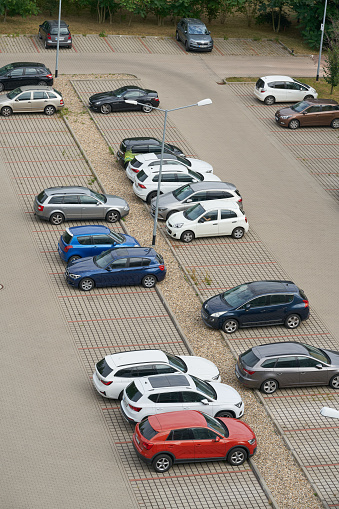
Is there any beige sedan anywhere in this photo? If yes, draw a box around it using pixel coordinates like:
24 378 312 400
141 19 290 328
0 85 64 116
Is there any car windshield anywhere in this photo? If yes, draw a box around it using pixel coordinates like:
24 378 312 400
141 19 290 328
203 413 229 437
191 375 216 399
0 64 13 75
7 88 22 99
222 284 255 308
188 169 203 180
90 190 106 203
183 203 205 221
173 184 193 201
175 155 190 167
109 231 125 243
291 101 309 113
126 381 142 402
240 349 260 368
188 25 209 35
302 344 330 364
94 249 113 268
139 418 158 440
113 87 129 97
50 27 69 35
165 352 187 372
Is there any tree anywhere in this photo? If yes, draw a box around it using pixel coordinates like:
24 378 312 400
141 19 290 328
323 46 339 93
237 0 260 28
0 0 38 21
291 0 339 49
256 0 291 33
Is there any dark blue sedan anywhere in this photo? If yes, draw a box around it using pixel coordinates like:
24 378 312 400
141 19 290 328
65 247 166 291
58 225 139 263
201 280 309 334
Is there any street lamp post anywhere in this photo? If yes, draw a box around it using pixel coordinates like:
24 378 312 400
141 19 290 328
124 98 212 246
55 0 62 78
316 0 328 81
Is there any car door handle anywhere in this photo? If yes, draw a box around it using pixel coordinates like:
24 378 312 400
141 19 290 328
276 372 282 376
232 221 237 223
212 223 217 225
300 372 306 375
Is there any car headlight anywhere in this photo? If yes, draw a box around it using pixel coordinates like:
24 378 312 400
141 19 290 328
94 102 101 106
68 273 81 279
173 223 184 228
210 311 226 318
235 401 243 408
123 205 129 210
158 207 167 211
248 438 256 445
280 115 291 119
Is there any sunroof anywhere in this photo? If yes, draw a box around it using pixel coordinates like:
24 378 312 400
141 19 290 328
149 375 188 388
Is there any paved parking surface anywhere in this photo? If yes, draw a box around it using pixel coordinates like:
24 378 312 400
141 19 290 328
72 77 339 508
0 113 272 508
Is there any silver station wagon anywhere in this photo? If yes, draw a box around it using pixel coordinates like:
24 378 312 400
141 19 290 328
0 85 64 116
34 186 130 225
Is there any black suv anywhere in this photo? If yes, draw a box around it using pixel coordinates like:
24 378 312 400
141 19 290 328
116 137 185 168
0 62 53 92
38 20 72 49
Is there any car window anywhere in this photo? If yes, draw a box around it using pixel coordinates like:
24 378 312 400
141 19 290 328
286 82 299 90
177 174 195 182
142 258 151 266
10 68 24 77
200 210 218 222
261 358 278 368
139 419 158 440
136 365 157 377
306 106 321 113
93 235 112 245
302 344 329 363
47 92 57 99
153 173 177 182
167 428 193 441
148 394 159 402
192 428 217 440
79 195 98 204
115 367 139 377
77 236 92 245
125 381 142 402
155 364 177 374
110 258 128 269
128 257 144 268
321 105 334 112
221 210 238 219
207 191 230 200
275 357 298 368
203 413 228 437
240 349 260 367
50 27 69 35
247 295 270 308
270 294 294 305
298 357 323 368
157 392 183 403
191 376 216 399
137 170 148 182
17 92 31 101
62 230 72 244
49 196 64 204
182 391 206 402
33 91 48 100
272 81 285 89
190 191 206 202
96 358 113 377
25 68 38 75
63 195 79 204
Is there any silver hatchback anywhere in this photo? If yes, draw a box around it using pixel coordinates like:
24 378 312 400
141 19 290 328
0 85 64 116
34 186 130 225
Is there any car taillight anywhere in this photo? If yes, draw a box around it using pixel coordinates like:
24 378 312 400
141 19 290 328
243 368 255 375
245 216 248 223
63 245 73 252
100 379 113 386
68 34 72 40
261 90 266 93
142 441 154 450
46 74 53 79
303 299 309 308
238 198 242 203
138 183 146 189
154 98 159 103
47 33 51 40
131 168 139 173
129 404 141 412
60 99 64 105
159 264 165 271
38 205 44 211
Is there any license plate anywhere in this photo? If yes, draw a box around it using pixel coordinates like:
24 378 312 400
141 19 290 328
235 370 240 379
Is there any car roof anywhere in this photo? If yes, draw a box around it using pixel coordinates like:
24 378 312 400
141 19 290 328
67 225 110 236
197 200 240 211
183 18 206 25
261 75 294 82
4 62 46 68
252 342 308 359
18 85 55 92
136 153 177 163
246 280 297 295
107 350 168 368
304 98 338 105
44 186 91 195
142 165 189 175
135 373 192 392
149 410 207 431
46 20 69 26
123 137 160 145
110 246 158 259
189 181 237 192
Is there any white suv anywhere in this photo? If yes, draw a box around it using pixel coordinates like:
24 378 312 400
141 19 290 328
133 167 221 204
254 76 318 105
120 373 244 424
126 152 213 182
93 349 221 399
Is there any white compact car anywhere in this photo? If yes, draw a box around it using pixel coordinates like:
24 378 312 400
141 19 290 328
254 76 318 105
126 152 213 181
93 349 221 399
121 373 244 424
166 200 249 243
133 167 221 204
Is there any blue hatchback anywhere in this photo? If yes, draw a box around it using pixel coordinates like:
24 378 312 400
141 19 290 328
65 247 166 291
201 280 309 334
58 225 139 263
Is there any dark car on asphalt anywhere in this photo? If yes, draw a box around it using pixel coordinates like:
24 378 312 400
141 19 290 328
275 98 339 129
38 20 72 49
116 137 185 168
0 62 53 92
176 18 213 52
89 86 159 115
65 246 166 291
235 342 339 394
201 280 309 334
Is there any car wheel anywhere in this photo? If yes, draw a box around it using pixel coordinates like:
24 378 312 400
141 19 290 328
38 80 46 86
0 82 5 92
260 379 278 394
152 454 173 473
105 210 120 223
285 314 301 329
100 103 112 114
147 191 158 204
222 319 238 334
216 410 234 418
329 375 339 389
166 210 178 220
288 119 300 130
44 105 56 116
304 95 314 100
142 103 153 113
264 95 275 105
49 212 65 225
176 31 180 41
232 227 245 239
331 118 339 129
227 447 247 466
79 278 95 292
141 275 157 288
1 106 12 117
185 41 190 52
181 230 194 243
68 255 81 263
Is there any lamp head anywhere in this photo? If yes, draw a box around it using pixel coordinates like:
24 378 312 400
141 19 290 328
197 98 212 106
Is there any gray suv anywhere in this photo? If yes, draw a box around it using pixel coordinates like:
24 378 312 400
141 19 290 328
151 182 242 221
176 18 213 52
34 186 129 225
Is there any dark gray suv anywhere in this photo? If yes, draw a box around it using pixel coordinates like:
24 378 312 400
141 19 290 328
38 20 72 49
176 18 213 52
33 186 129 225
235 342 339 394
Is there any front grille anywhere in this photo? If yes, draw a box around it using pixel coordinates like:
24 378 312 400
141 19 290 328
201 309 208 320
65 269 69 277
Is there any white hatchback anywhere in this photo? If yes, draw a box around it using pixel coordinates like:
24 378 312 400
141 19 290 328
126 152 213 181
254 75 318 105
166 200 249 243
93 349 221 399
133 167 221 204
120 373 244 424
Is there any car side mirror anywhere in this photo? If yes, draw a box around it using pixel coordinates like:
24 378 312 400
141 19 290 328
198 218 205 223
245 303 251 310
315 364 323 369
201 399 209 405
303 111 307 114
215 436 220 442
208 31 211 35
184 30 187 34
185 199 192 203
106 266 112 271
96 202 100 206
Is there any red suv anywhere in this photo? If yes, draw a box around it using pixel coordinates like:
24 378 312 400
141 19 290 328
133 410 256 473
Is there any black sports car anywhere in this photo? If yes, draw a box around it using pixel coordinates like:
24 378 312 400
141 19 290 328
89 86 159 114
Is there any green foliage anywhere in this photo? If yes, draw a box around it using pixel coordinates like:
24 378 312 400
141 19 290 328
255 0 291 33
291 0 339 49
323 46 339 94
0 0 38 20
